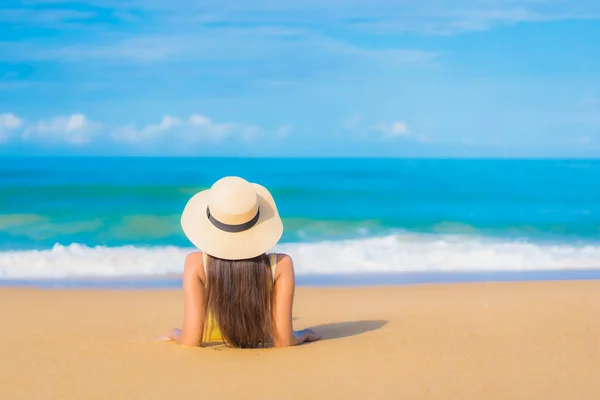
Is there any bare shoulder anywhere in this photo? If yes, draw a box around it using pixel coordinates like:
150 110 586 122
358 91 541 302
274 253 294 279
184 251 204 275
275 252 293 266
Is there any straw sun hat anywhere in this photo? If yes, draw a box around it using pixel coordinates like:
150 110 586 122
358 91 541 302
181 176 283 260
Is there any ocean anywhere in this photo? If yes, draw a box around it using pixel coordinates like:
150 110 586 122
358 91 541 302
1 157 600 286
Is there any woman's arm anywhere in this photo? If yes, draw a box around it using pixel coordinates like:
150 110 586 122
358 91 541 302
157 252 206 346
272 254 321 347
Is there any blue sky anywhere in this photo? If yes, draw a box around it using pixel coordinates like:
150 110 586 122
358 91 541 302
1 0 599 157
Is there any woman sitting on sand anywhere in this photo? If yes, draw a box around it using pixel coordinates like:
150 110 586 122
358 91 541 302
157 176 321 348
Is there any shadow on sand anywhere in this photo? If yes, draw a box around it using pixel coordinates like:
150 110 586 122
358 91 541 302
201 320 387 348
309 320 388 341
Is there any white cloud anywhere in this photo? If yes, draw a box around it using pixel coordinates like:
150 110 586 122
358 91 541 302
111 115 183 142
275 124 293 139
390 121 410 137
143 115 182 136
375 120 411 138
112 114 262 144
112 115 181 142
8 111 284 148
188 114 261 142
23 114 98 145
0 0 597 87
0 30 437 68
188 114 235 140
9 0 597 36
0 113 23 142
65 114 87 132
0 113 22 130
344 116 428 142
188 114 212 127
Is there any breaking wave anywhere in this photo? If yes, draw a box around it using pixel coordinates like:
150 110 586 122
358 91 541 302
1 233 600 279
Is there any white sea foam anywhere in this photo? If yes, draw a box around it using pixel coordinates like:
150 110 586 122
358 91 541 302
1 234 600 279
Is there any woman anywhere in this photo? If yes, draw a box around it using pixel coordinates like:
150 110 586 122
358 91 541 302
157 176 321 348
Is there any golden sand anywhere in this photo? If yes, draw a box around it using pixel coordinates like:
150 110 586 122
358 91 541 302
1 281 599 399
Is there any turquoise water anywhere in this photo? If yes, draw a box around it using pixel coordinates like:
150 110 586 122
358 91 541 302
1 157 600 279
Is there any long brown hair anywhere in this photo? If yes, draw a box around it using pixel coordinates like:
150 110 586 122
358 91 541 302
204 253 274 348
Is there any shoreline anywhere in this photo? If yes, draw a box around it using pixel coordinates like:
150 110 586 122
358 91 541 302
2 280 600 399
2 269 600 289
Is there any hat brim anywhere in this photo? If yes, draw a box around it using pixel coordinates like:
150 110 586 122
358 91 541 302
180 183 283 260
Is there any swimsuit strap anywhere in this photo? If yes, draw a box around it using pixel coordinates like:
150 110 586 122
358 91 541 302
271 252 277 283
202 252 277 283
202 252 209 277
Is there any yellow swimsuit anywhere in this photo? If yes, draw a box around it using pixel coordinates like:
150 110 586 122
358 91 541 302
202 252 278 342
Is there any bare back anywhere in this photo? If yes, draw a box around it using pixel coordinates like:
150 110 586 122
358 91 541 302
177 252 297 347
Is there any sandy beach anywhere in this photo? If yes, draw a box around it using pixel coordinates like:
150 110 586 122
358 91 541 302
1 280 599 399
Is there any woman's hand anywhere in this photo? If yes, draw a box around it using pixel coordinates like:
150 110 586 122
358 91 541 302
293 328 322 345
155 328 182 342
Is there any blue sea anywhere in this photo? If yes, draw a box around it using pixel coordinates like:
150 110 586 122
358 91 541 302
1 157 600 287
